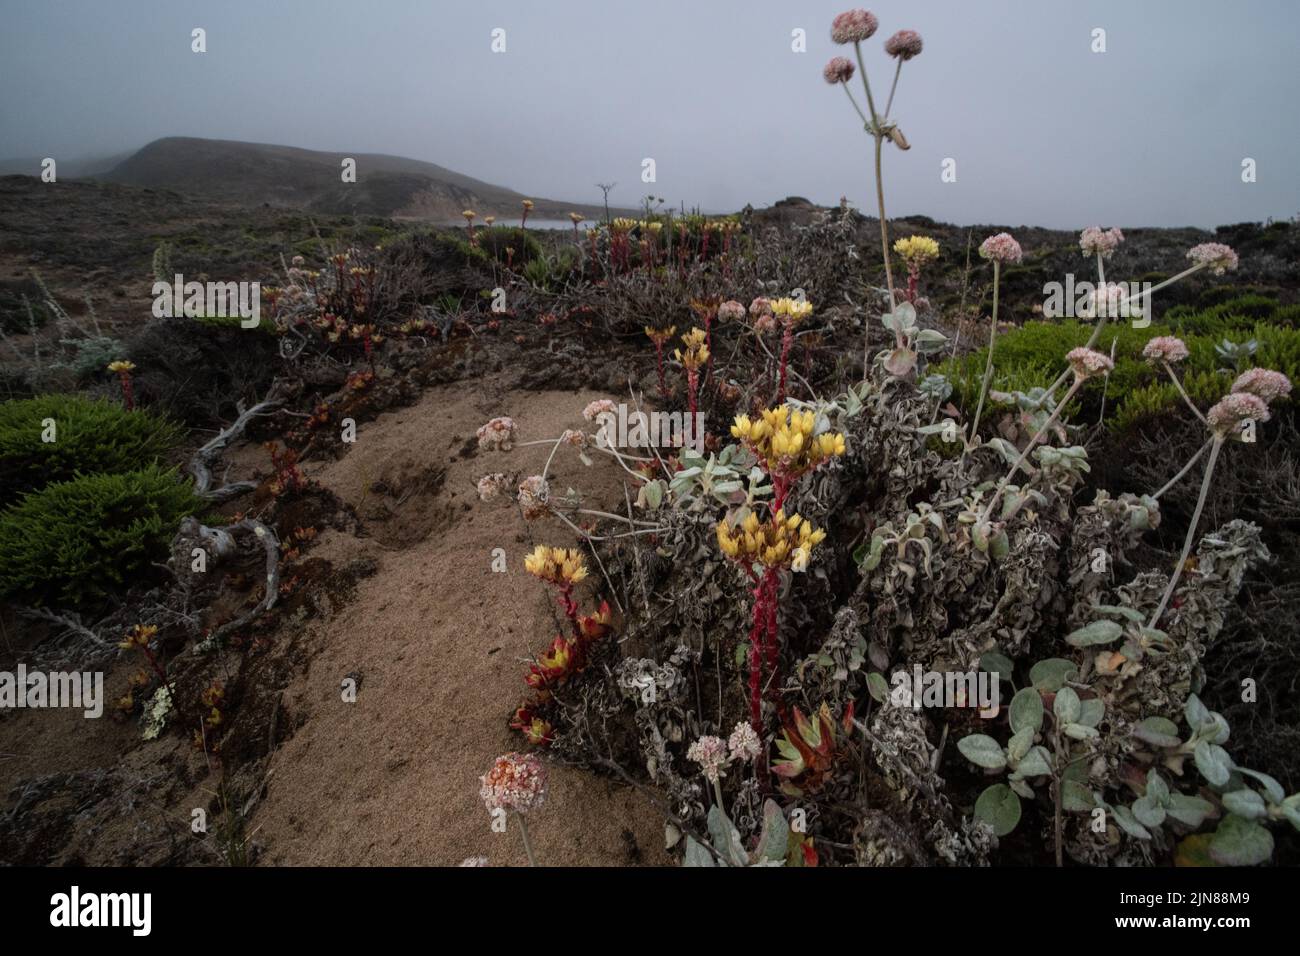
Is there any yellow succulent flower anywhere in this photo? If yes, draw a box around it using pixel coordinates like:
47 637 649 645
893 235 940 264
107 360 136 374
673 327 710 371
731 404 846 477
462 209 477 221
716 509 826 570
769 297 814 325
524 545 589 586
644 324 676 346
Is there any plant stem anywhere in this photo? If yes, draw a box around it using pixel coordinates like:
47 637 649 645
883 58 903 119
1154 437 1212 500
712 777 727 817
1162 362 1207 423
969 261 1000 442
1148 436 1223 628
515 812 537 866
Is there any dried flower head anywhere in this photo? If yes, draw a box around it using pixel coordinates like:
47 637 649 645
517 475 550 519
831 9 879 44
1207 392 1269 436
1142 336 1190 365
687 735 729 783
1187 242 1238 275
1231 368 1293 405
893 235 940 265
560 428 587 448
978 232 1023 264
480 752 547 814
718 300 747 322
822 56 856 84
716 509 827 570
884 29 923 59
1066 347 1115 380
477 416 517 451
524 544 589 586
476 473 509 502
727 721 762 762
674 327 710 371
731 405 846 476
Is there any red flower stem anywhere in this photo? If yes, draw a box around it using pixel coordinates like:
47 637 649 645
118 372 135 411
686 368 698 420
655 342 668 398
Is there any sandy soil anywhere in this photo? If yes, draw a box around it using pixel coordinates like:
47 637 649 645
248 374 670 866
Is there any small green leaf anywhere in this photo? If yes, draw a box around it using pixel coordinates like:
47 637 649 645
1065 620 1123 647
1194 741 1233 788
1112 804 1152 840
1146 769 1170 804
979 650 1014 682
1012 745 1052 779
1077 698 1105 728
974 784 1021 836
1166 793 1216 828
1132 716 1182 748
1237 768 1285 804
1221 789 1267 821
957 734 1007 770
1132 795 1167 829
1009 687 1044 735
1054 686 1081 724
1029 658 1077 693
866 672 889 703
1209 814 1274 866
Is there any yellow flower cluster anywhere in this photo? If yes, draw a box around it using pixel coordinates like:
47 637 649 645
524 545 589 586
716 509 827 570
644 324 676 346
674 327 710 371
612 217 638 231
107 360 136 374
893 235 940 264
730 405 846 474
770 297 814 325
462 209 477 221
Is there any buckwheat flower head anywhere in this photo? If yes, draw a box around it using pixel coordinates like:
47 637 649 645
582 399 616 422
831 9 878 44
822 56 855 84
1231 368 1293 404
1088 282 1130 318
1066 347 1114 380
560 429 588 448
718 300 747 322
727 722 762 762
1207 392 1269 436
749 296 773 317
480 752 547 814
978 232 1023 264
1079 226 1123 258
1142 336 1190 365
687 735 729 783
517 475 550 519
754 312 778 333
1187 242 1238 275
476 416 517 451
476 473 509 502
884 29 923 60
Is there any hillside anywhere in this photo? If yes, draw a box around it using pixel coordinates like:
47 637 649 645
98 137 630 222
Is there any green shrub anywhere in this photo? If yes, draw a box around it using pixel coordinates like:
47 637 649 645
0 394 184 498
0 465 202 608
474 226 544 266
936 301 1300 433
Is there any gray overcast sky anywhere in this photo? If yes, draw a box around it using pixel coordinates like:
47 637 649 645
2 0 1298 227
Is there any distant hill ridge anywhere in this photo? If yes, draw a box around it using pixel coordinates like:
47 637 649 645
99 137 628 221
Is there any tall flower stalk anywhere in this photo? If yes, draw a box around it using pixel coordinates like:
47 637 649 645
826 11 922 373
969 233 1023 442
107 360 136 411
674 327 709 421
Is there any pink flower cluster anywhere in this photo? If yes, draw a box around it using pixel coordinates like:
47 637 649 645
1232 368 1293 404
1207 392 1270 436
480 752 548 814
979 232 1023 264
687 735 729 783
727 721 762 762
1066 347 1115 380
1079 226 1124 259
477 416 517 451
1187 243 1238 275
718 300 747 322
822 56 855 84
1142 336 1190 364
582 399 616 422
884 29 923 60
831 9 878 44
1089 282 1130 318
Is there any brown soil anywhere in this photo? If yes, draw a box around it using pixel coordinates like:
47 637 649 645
246 373 669 866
